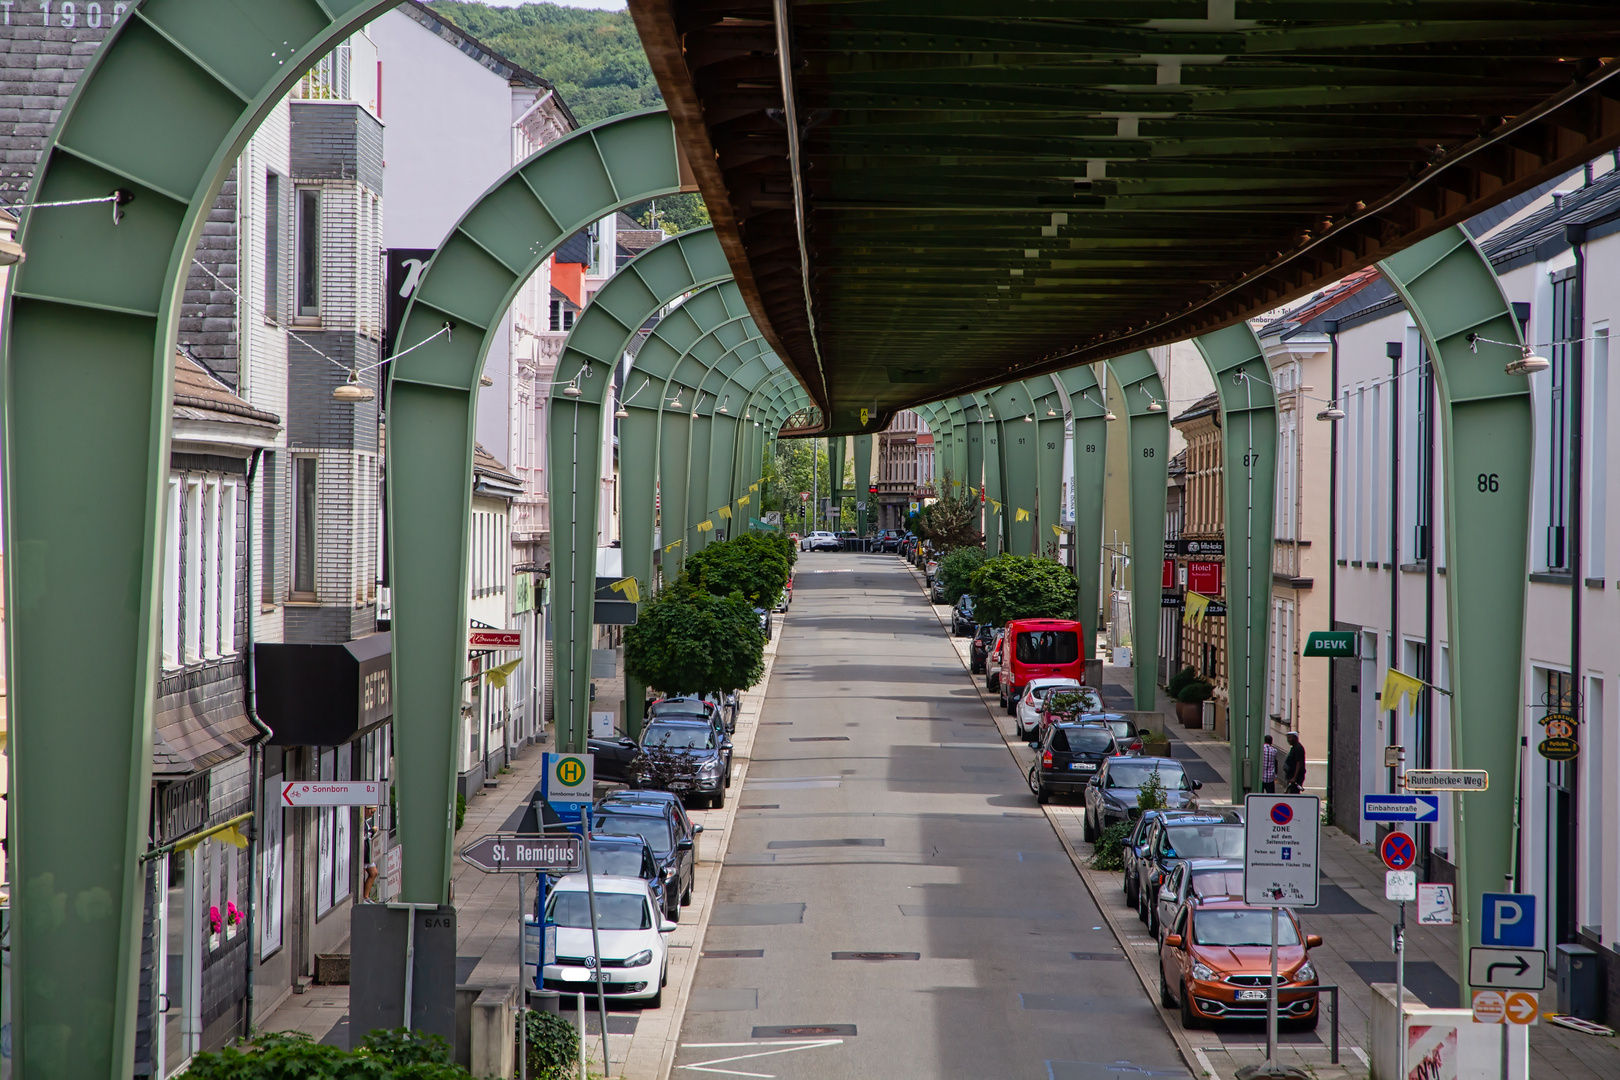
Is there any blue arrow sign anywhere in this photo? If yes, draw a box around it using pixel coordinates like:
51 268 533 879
1363 794 1440 822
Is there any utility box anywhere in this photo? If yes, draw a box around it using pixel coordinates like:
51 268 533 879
350 904 458 1046
1557 942 1600 1020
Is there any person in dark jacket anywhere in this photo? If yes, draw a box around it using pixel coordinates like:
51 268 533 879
1282 731 1306 794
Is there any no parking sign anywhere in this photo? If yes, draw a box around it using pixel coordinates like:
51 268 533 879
1243 794 1320 908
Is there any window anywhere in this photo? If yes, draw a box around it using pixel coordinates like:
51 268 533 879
294 457 318 597
164 474 240 666
1015 630 1078 664
549 299 575 332
221 483 238 652
184 481 202 664
264 172 281 321
1275 406 1297 540
1268 597 1294 724
163 479 180 667
260 452 278 606
296 188 320 318
1589 328 1608 579
202 481 220 657
1548 270 1578 569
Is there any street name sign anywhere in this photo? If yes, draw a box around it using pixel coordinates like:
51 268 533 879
1417 883 1455 925
1404 769 1488 791
469 629 522 650
1469 947 1547 991
1303 631 1358 658
460 835 582 874
1363 794 1439 822
1242 794 1320 907
282 780 383 807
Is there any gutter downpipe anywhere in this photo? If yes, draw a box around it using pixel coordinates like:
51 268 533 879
1387 340 1403 797
242 446 273 1038
1565 222 1586 943
1324 320 1340 825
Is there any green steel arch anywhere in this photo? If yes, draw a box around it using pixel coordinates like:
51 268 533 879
1054 364 1111 658
983 384 1039 556
1377 227 1530 1004
1104 353 1170 715
0 4 402 1072
547 228 734 754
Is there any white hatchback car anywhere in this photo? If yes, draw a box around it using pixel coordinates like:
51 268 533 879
1015 678 1088 737
541 874 676 1007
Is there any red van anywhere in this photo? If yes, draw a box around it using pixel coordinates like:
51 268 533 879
998 618 1086 713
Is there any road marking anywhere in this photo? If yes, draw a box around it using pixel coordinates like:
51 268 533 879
677 1039 844 1077
1191 1046 1224 1080
936 742 1004 749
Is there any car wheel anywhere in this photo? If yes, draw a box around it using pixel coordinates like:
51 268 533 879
667 898 680 923
1082 812 1097 843
1159 967 1175 1009
1180 983 1202 1030
1137 884 1151 924
1005 695 1016 716
646 983 663 1009
1146 904 1158 938
711 787 726 810
681 874 693 905
1035 783 1049 805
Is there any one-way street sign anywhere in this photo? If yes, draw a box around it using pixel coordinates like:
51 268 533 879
460 834 583 874
1363 794 1440 822
1469 947 1547 991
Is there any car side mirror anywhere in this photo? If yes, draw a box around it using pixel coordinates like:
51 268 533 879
722 740 733 750
620 738 637 747
1191 780 1204 791
677 837 694 850
660 919 678 933
1306 934 1323 949
1164 934 1183 950
693 824 704 834
1137 728 1151 737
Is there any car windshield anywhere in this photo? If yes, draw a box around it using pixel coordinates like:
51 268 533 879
1166 825 1245 859
1016 629 1080 664
593 814 673 855
643 725 715 750
1190 869 1246 899
1194 909 1301 947
547 891 653 931
588 845 649 877
1107 762 1190 789
651 700 708 716
1057 726 1115 753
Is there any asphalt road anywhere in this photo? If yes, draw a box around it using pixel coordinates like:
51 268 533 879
671 553 1190 1080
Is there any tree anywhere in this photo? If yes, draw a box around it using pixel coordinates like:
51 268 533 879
631 193 711 236
624 581 765 695
968 554 1079 627
936 546 986 604
188 1029 470 1079
685 533 791 606
914 474 982 548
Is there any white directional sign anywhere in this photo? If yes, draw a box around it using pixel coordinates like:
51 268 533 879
1243 794 1320 908
1469 947 1547 991
1385 870 1417 901
281 780 383 807
1362 794 1439 822
1404 769 1488 791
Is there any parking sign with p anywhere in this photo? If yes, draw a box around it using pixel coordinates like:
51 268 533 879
1482 893 1536 947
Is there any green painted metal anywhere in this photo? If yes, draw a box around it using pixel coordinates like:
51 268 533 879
981 394 1007 555
1192 324 1277 798
944 399 970 492
0 3 404 1072
389 109 689 902
547 228 733 754
1030 377 1067 558
985 384 1040 555
1103 353 1169 713
853 434 874 534
962 396 987 542
1378 227 1530 1006
829 432 846 528
1053 365 1111 658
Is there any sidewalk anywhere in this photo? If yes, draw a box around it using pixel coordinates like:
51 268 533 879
263 620 786 1079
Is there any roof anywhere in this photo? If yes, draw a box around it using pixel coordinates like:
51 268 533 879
550 873 653 894
400 2 579 128
172 351 282 429
1483 161 1620 272
473 443 521 491
152 691 260 776
1172 391 1221 427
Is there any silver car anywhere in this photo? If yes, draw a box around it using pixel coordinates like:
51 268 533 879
1155 858 1246 941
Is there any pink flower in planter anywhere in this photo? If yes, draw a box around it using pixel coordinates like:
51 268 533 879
227 901 242 926
209 905 222 935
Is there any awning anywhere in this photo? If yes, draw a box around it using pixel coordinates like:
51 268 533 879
255 632 392 746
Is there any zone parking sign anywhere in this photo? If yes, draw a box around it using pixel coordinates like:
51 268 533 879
1482 893 1537 948
1243 794 1320 908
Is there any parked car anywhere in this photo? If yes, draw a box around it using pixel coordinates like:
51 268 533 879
754 606 773 641
540 874 676 1007
878 530 902 552
584 833 672 921
600 788 699 846
648 695 715 720
1135 812 1245 936
587 734 642 784
924 556 940 583
985 628 1008 692
1016 677 1083 739
951 595 977 637
1071 712 1138 748
999 618 1086 714
637 718 732 806
590 800 699 913
1154 858 1246 942
804 530 841 552
1028 722 1117 804
1121 808 1193 908
1159 899 1322 1030
1035 688 1107 741
969 624 996 674
1083 756 1202 838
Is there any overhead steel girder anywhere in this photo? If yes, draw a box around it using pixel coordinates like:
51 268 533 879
1030 378 1068 562
960 395 988 544
1377 227 1530 1007
1103 353 1169 714
0 2 402 1072
547 228 733 754
388 108 691 903
1192 324 1278 797
1053 365 1111 658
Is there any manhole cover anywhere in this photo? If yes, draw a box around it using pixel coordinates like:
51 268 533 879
752 1024 857 1038
831 951 920 961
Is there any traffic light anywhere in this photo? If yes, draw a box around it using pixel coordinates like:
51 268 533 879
868 484 878 496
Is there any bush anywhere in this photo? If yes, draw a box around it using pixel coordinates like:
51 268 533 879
967 553 1079 628
1175 677 1214 705
625 580 766 696
455 793 466 832
913 476 983 549
685 533 791 607
521 1009 580 1079
1136 769 1169 812
187 1029 469 1079
1088 821 1135 871
935 546 986 605
1166 665 1197 698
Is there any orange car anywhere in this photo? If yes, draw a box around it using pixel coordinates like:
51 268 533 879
1158 899 1322 1030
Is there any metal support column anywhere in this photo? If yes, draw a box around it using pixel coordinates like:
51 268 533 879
1104 352 1170 715
1055 365 1111 655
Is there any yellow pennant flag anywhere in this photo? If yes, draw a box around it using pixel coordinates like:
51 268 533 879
697 520 714 533
484 657 523 690
968 486 979 497
1381 668 1426 715
989 499 1003 514
738 495 750 507
749 482 759 492
717 505 733 519
664 539 683 553
609 576 641 603
1015 508 1030 522
216 822 250 850
1183 591 1211 626
1052 524 1064 539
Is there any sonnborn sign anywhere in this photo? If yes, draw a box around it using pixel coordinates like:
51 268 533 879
1243 794 1321 907
282 781 384 807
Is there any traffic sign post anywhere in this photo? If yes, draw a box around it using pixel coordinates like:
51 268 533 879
1244 794 1319 1073
1385 870 1417 902
1481 893 1536 947
1380 830 1418 871
1469 947 1546 991
1362 794 1439 822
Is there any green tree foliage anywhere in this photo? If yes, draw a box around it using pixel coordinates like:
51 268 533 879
762 439 831 530
914 476 982 549
625 581 765 695
628 194 712 236
936 546 986 605
187 1029 468 1079
685 533 792 606
968 554 1079 627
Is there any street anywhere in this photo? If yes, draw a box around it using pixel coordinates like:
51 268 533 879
672 554 1190 1079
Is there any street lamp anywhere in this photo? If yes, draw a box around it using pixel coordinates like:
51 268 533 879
333 369 375 403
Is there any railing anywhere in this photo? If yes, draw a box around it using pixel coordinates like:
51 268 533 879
512 497 549 540
1273 541 1303 579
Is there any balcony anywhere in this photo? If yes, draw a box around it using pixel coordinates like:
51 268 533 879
512 496 549 542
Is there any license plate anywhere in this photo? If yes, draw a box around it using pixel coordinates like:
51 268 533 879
1237 989 1268 1001
559 967 592 983
1070 762 1096 771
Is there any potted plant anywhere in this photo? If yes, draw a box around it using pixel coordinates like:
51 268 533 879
1174 675 1214 727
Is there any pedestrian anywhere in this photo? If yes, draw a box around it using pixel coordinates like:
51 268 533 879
1260 735 1278 793
1283 731 1306 794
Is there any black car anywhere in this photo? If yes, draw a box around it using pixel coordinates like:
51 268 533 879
951 595 976 637
590 801 699 917
639 718 732 808
930 577 948 603
588 734 642 783
969 623 996 674
1135 812 1245 936
1083 757 1201 839
582 832 671 920
1028 723 1117 804
878 530 901 552
1121 809 1193 909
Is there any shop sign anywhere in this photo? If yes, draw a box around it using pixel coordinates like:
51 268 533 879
512 572 534 615
158 772 210 844
1162 559 1176 588
1538 737 1579 761
1161 593 1183 608
1303 631 1358 658
1188 561 1222 595
1180 537 1225 556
